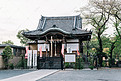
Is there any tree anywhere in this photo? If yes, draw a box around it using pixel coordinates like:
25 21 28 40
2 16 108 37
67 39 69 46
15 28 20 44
2 46 12 69
102 0 121 21
77 0 112 66
113 37 121 60
17 29 29 46
2 40 14 45
77 0 121 67
91 0 121 38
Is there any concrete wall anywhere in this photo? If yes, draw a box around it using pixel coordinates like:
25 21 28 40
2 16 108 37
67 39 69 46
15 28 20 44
9 56 22 66
0 55 4 69
0 48 4 54
0 55 22 69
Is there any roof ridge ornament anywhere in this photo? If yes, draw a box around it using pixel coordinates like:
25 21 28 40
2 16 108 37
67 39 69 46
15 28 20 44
40 17 46 31
73 16 77 29
52 25 58 28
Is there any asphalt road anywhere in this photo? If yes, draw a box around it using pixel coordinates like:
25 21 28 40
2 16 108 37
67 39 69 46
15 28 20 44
0 69 35 80
37 69 121 81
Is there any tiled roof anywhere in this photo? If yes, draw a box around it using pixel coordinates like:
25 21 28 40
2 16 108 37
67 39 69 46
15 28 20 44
23 15 92 36
0 44 25 49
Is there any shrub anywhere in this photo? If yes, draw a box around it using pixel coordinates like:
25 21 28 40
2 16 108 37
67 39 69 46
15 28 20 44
102 61 107 67
89 65 94 70
65 63 69 68
9 63 14 69
15 57 27 69
2 46 12 69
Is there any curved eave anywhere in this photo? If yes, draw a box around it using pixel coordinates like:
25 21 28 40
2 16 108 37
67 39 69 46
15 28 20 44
23 28 92 40
23 28 71 36
39 28 71 35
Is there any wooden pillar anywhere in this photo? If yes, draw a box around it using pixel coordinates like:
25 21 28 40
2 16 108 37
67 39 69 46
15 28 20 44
45 36 48 57
86 41 89 57
50 36 53 57
55 41 57 56
35 39 38 56
79 39 83 54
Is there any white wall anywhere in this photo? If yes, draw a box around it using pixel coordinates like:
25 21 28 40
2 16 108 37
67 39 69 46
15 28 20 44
67 39 79 42
38 44 49 51
38 40 45 43
66 39 79 53
67 43 79 53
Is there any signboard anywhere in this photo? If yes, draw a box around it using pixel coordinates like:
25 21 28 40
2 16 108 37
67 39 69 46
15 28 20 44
27 50 32 67
33 50 37 67
65 54 76 62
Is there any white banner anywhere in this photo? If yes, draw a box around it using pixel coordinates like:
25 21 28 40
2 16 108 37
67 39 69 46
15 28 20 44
27 50 32 67
33 50 37 67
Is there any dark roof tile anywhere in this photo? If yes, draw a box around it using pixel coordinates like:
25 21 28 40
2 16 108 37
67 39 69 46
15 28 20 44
23 15 91 36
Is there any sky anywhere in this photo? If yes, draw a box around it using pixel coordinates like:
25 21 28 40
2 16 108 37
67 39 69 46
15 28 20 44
0 0 89 46
0 0 114 46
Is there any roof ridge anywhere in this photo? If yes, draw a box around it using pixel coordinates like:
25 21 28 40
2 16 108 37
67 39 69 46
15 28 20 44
41 14 80 18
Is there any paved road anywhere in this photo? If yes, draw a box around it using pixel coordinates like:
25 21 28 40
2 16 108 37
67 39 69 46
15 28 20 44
0 69 35 80
1 69 58 81
37 69 121 81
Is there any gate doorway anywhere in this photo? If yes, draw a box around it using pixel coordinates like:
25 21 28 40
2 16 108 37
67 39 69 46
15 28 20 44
37 56 63 69
51 42 62 57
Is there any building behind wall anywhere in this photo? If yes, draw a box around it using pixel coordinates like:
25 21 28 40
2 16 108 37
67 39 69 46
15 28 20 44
0 44 25 69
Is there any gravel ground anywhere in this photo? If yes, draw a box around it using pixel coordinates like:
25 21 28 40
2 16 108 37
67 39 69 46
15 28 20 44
37 69 121 81
0 69 35 80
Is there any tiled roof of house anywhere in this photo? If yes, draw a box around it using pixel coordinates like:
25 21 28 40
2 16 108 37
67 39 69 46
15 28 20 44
0 44 25 49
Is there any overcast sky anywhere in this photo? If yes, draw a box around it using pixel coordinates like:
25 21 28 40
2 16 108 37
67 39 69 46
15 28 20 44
0 0 90 45
0 0 115 46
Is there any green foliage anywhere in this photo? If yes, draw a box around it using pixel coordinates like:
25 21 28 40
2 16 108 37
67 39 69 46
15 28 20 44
17 29 29 46
64 63 75 68
64 63 69 68
113 36 121 59
15 57 27 69
9 63 14 69
2 46 13 69
102 61 107 67
2 40 14 45
64 57 84 69
108 58 116 67
89 65 94 70
74 57 84 69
